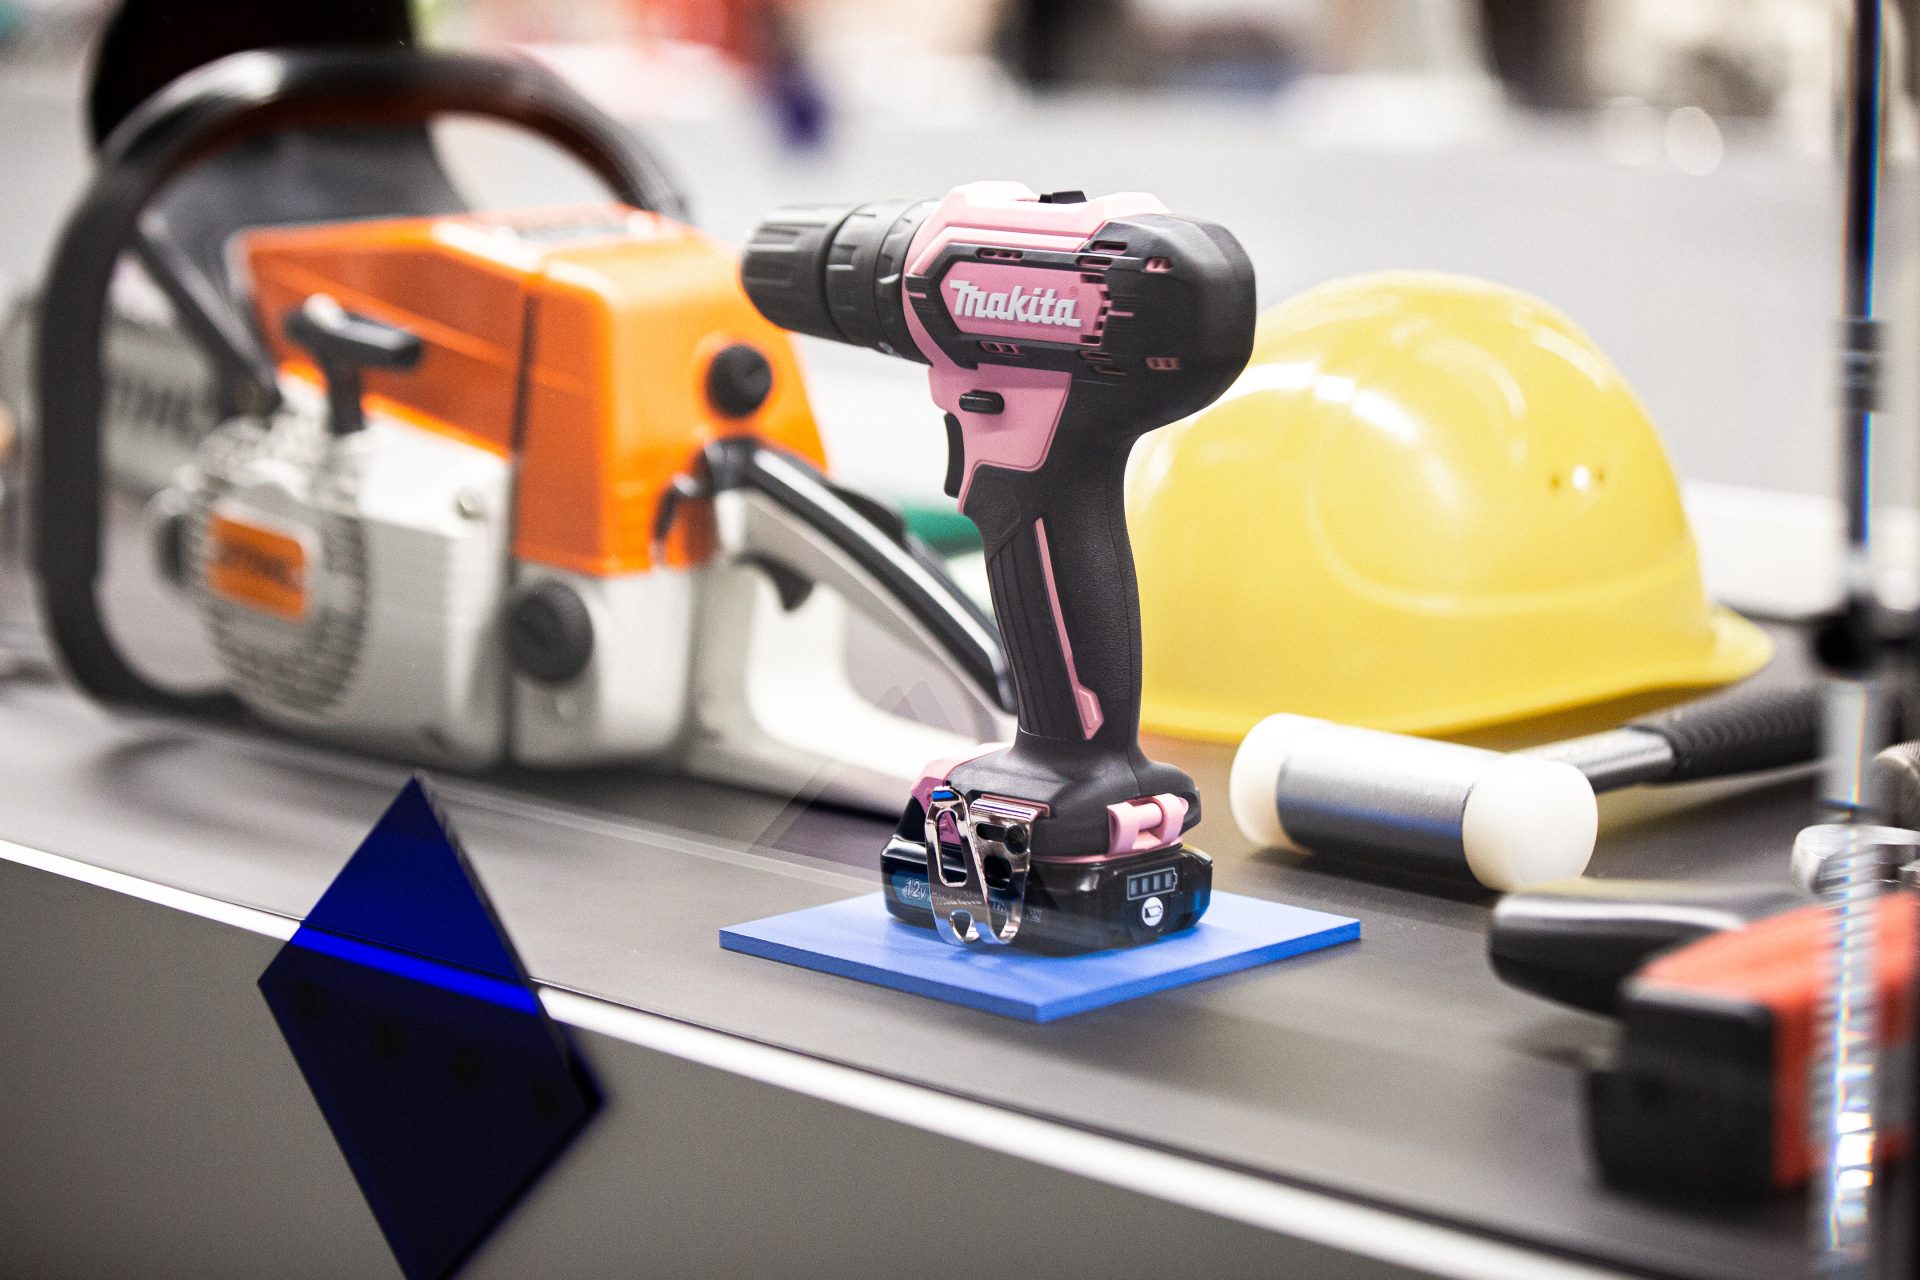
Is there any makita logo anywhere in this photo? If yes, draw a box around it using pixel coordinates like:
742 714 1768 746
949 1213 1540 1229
947 277 1079 327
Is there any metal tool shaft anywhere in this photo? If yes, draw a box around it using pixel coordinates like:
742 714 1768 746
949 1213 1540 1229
1525 727 1675 792
1811 5 1891 1275
1812 829 1882 1278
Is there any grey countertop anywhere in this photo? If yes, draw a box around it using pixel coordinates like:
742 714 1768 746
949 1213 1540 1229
0 616 1822 1279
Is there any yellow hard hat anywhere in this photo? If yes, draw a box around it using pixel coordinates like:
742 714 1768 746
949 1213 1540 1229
1128 271 1770 742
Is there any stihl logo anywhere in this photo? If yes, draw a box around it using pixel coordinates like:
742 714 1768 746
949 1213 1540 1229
947 278 1079 327
205 513 309 622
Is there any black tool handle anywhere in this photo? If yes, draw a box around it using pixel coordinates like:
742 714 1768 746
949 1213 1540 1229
948 395 1215 858
1489 877 1805 1015
697 437 1014 715
1626 684 1822 785
961 397 1143 758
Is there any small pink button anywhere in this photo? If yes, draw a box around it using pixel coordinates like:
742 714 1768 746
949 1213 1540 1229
1107 792 1189 854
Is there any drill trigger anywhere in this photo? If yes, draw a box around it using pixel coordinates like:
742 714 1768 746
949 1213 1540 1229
942 412 965 498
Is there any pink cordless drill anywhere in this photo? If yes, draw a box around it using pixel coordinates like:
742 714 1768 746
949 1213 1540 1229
743 182 1255 951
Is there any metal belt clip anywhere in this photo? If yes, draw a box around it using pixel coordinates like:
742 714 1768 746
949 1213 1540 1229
923 788 1039 946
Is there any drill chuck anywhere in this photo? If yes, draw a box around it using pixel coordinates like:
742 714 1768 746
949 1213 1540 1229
740 198 930 359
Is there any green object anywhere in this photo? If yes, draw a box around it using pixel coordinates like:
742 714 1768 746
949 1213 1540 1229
410 0 457 45
900 501 981 556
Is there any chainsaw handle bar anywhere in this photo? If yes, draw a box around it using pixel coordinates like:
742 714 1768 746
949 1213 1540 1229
34 46 685 713
700 436 1016 716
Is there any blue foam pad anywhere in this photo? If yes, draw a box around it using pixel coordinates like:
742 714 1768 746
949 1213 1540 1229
720 892 1358 1023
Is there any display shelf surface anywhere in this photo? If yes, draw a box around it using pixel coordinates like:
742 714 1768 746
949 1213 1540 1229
0 625 1829 1280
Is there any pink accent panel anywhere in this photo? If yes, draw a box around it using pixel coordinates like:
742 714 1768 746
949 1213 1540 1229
1108 800 1155 852
899 182 1169 508
901 270 1070 511
937 366 1070 511
1107 792 1190 855
1033 517 1104 740
909 743 1008 811
905 183 1169 278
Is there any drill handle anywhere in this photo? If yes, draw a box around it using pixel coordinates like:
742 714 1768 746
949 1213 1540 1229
960 397 1143 755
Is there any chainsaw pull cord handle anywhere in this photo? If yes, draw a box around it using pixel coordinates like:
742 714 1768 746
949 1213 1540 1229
34 46 687 713
284 294 425 436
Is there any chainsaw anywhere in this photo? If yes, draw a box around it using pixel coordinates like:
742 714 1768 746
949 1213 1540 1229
29 45 1012 812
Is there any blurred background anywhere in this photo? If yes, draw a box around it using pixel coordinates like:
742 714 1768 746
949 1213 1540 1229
0 0 1915 612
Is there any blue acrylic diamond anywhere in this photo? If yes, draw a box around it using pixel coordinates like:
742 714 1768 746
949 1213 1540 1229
260 776 598 1280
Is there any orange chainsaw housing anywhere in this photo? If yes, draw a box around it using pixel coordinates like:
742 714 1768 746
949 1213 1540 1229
1591 892 1916 1194
242 203 826 578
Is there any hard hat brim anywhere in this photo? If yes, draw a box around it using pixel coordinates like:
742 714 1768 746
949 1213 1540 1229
1143 606 1774 744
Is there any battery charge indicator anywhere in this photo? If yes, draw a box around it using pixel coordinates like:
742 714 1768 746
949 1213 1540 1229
1126 867 1178 900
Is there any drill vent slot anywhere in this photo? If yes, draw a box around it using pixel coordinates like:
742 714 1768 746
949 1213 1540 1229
977 248 1024 261
1076 255 1113 270
1089 240 1129 253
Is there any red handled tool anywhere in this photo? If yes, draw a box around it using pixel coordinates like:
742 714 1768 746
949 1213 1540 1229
1492 873 1919 1196
1588 892 1915 1197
